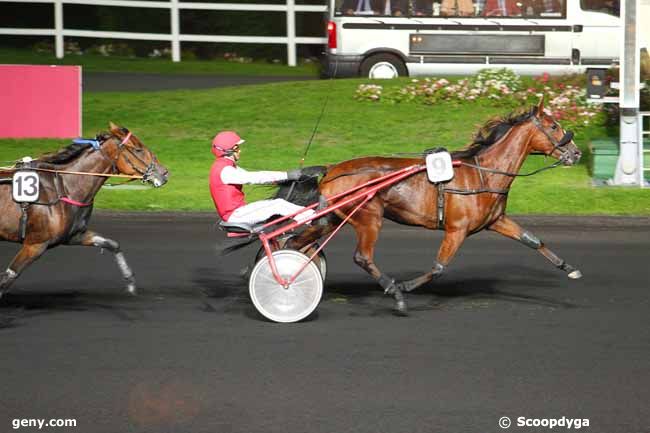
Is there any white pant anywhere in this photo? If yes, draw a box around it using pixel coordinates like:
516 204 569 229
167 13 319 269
227 199 315 225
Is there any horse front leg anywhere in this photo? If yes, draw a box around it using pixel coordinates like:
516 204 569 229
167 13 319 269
67 231 137 294
0 242 48 298
488 215 582 279
396 229 467 293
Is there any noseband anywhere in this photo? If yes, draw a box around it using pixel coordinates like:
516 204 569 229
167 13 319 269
530 116 574 162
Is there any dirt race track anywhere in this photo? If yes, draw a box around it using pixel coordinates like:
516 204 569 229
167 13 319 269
1 213 649 433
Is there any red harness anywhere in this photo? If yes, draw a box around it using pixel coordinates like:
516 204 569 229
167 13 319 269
59 196 93 207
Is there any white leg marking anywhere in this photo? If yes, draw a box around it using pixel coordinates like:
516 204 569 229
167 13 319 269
568 270 582 279
114 252 133 279
114 252 136 294
91 235 107 247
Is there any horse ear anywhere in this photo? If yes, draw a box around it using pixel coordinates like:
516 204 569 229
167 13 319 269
537 94 545 117
109 121 120 133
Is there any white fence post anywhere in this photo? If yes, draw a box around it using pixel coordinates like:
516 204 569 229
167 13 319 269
0 0 327 65
286 0 296 66
54 0 64 58
171 0 181 61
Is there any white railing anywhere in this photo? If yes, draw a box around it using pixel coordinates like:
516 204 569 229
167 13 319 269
640 111 650 187
0 0 328 66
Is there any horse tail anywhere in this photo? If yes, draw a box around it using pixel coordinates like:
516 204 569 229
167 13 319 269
217 237 258 255
275 165 328 206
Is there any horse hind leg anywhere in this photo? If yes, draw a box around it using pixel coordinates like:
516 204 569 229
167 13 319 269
0 242 48 298
348 211 408 316
67 231 137 294
0 269 17 299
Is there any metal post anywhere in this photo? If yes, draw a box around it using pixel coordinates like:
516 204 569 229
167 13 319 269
614 0 642 185
286 0 296 66
54 0 64 59
170 0 181 62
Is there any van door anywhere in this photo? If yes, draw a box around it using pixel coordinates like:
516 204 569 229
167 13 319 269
570 0 620 66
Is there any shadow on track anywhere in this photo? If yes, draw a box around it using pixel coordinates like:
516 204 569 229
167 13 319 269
0 291 145 328
326 262 579 313
192 260 579 321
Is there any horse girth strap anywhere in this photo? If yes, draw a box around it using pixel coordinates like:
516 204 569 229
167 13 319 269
19 203 29 241
437 183 445 229
436 183 508 230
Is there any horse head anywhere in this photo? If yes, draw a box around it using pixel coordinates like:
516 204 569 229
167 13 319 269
105 122 170 187
528 96 582 166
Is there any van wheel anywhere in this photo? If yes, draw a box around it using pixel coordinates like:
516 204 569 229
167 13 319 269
360 54 407 79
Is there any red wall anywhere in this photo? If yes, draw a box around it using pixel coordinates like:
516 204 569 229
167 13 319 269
0 65 81 138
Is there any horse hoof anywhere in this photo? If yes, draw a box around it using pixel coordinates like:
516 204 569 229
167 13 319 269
0 272 9 289
239 265 252 280
394 300 409 317
568 270 582 279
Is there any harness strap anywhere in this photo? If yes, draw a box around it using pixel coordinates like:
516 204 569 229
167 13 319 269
437 183 445 229
59 196 93 207
475 156 486 187
19 203 30 241
444 187 509 195
446 156 510 195
120 132 132 146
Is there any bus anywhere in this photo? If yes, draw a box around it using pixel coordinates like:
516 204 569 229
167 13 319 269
322 0 621 78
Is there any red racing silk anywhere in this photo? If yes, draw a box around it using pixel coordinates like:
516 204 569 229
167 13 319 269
209 158 246 221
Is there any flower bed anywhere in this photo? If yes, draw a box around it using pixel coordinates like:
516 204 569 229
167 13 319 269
354 69 604 132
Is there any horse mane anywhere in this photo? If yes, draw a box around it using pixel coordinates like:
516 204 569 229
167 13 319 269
38 133 111 164
451 106 538 159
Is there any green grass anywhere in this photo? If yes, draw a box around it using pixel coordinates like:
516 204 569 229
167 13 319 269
0 47 319 76
1 78 649 215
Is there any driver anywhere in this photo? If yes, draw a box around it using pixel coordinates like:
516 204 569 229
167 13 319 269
209 131 315 226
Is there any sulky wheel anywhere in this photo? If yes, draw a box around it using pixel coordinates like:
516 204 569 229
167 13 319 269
249 250 323 323
255 242 327 281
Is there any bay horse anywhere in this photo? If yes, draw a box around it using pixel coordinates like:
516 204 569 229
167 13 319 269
285 97 583 315
0 122 169 299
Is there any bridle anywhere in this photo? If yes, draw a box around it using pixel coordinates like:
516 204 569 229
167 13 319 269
98 131 158 183
530 116 575 163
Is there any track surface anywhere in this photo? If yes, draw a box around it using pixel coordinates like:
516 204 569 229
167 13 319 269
1 214 649 433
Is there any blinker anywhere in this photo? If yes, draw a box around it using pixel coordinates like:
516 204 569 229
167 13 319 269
558 131 574 147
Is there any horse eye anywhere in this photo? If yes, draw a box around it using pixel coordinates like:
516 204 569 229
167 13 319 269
551 124 558 130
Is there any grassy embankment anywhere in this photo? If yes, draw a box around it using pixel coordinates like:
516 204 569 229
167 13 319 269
1 50 647 214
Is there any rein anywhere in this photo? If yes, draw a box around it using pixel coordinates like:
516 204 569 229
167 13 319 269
28 167 144 180
457 159 563 177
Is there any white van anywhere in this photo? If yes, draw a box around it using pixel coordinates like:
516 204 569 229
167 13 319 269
323 0 621 78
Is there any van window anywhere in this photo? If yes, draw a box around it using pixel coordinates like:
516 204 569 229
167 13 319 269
335 0 567 18
580 0 619 16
